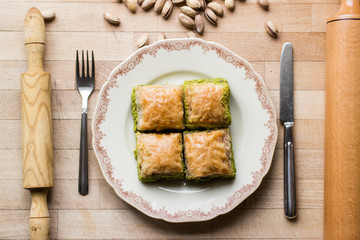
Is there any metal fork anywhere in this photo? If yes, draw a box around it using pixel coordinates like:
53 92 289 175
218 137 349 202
76 50 95 196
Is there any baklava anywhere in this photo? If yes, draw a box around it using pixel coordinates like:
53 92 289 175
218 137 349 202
183 129 235 180
183 78 231 129
135 132 184 182
132 85 184 132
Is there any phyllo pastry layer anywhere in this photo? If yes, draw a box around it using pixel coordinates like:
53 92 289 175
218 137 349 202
132 85 184 132
135 132 184 182
183 78 231 129
183 129 235 180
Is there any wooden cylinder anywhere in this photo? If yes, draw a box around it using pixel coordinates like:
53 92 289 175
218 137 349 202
22 7 53 240
324 0 360 239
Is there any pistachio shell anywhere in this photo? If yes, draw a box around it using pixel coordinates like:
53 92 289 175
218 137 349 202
207 2 223 17
178 13 195 29
137 33 148 48
180 6 198 18
264 19 278 37
204 8 217 25
155 0 166 13
187 31 197 38
257 0 269 9
195 14 204 34
172 0 185 4
41 10 56 21
199 0 206 10
224 0 235 11
138 0 145 5
125 0 137 13
186 0 201 9
142 0 156 10
103 12 120 25
158 33 166 41
161 0 174 18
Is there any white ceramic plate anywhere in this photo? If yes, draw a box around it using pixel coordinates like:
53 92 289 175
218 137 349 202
92 38 278 222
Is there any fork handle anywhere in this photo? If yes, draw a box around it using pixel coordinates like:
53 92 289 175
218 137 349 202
79 110 88 196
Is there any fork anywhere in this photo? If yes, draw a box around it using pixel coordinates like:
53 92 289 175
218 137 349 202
76 50 95 196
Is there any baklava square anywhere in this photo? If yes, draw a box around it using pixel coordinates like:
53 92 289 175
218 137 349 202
132 85 184 132
135 132 184 182
183 78 231 129
183 129 235 180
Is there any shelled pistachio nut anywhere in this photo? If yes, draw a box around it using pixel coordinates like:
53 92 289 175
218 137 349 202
142 0 156 10
137 33 148 48
204 8 217 25
179 13 195 29
207 2 223 16
186 0 201 9
103 12 120 25
264 19 278 37
180 6 198 18
162 0 174 18
155 0 166 13
41 10 56 21
257 0 269 9
195 14 204 34
224 0 235 11
125 0 138 13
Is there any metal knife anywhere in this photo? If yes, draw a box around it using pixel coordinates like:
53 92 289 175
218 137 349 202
280 42 297 219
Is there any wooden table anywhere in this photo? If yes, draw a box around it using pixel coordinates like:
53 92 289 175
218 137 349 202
0 0 333 239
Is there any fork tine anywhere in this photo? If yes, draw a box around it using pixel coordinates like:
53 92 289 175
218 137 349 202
92 51 95 78
76 50 79 78
86 51 90 78
82 50 85 78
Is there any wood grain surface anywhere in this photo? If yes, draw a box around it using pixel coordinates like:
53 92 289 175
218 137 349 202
0 0 331 239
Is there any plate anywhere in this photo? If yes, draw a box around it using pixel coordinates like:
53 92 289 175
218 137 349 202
92 38 278 222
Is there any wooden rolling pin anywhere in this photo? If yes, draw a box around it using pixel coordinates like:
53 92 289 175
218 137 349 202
324 0 360 239
21 7 54 240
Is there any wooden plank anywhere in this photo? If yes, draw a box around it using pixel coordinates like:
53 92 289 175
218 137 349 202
58 210 211 239
269 91 325 120
312 4 339 32
158 4 312 33
211 209 322 238
99 179 133 209
134 32 326 61
1 32 324 62
265 62 325 91
0 32 133 61
0 150 103 180
0 180 29 210
0 210 57 240
267 149 324 179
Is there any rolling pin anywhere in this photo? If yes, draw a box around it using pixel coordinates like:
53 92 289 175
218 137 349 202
21 7 54 240
324 0 360 239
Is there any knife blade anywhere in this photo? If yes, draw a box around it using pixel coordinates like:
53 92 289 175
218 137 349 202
280 42 297 219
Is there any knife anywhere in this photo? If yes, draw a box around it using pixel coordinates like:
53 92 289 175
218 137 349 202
280 42 297 219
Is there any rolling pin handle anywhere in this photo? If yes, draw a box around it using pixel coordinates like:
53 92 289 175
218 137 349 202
29 190 50 240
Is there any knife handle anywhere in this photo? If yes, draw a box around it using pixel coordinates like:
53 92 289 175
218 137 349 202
284 122 297 219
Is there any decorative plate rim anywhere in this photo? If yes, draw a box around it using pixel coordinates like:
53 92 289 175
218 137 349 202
92 38 278 222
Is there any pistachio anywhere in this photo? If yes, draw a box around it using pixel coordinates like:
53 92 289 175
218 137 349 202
158 33 166 41
224 0 235 11
204 8 217 25
187 31 197 38
180 6 198 18
155 0 166 13
257 0 269 9
172 0 185 4
207 2 223 17
178 13 195 29
41 10 56 21
195 14 204 34
264 19 278 37
125 0 137 13
103 12 121 25
142 0 156 10
186 0 201 9
137 33 148 48
138 0 145 5
161 0 174 18
199 0 206 10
